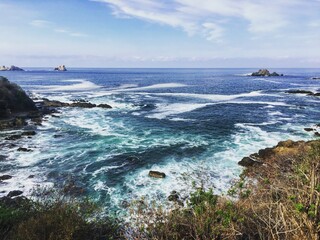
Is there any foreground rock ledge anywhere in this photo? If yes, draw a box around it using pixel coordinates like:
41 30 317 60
238 139 319 168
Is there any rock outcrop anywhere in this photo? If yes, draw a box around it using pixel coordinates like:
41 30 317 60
0 65 24 71
0 76 37 119
41 99 112 109
286 89 320 97
239 139 317 168
251 69 283 77
54 65 67 71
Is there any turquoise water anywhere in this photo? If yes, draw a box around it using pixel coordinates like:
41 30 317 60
0 68 319 214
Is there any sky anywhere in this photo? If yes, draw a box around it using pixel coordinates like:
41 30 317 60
0 0 319 68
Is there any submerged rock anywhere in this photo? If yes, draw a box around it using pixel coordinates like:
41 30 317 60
149 170 166 178
287 89 320 97
251 69 283 77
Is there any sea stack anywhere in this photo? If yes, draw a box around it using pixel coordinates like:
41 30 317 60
251 69 283 77
54 65 67 71
0 65 24 71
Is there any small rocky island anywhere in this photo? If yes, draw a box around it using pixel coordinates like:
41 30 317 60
251 69 283 77
54 65 67 71
0 65 24 71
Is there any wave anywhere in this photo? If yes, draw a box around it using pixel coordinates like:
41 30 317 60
115 83 188 92
148 90 265 102
33 79 101 92
146 103 210 119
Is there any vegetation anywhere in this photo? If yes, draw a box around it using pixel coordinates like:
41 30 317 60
1 140 319 239
130 140 320 239
0 189 121 240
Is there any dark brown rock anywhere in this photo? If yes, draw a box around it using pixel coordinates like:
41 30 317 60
149 170 166 178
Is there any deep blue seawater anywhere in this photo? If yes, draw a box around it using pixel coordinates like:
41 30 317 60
0 68 319 214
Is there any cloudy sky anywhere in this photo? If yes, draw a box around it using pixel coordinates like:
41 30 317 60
0 0 319 67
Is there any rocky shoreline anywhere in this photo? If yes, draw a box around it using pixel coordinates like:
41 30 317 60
1 75 319 212
0 77 113 199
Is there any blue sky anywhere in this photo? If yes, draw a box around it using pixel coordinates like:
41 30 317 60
0 0 319 67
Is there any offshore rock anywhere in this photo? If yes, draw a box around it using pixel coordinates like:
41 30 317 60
54 65 67 71
149 170 166 178
251 69 283 77
0 65 24 71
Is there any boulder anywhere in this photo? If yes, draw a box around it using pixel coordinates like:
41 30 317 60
7 190 23 198
54 65 67 71
148 170 166 178
304 128 314 132
168 191 180 202
97 104 112 109
251 69 283 77
0 175 12 181
17 147 32 152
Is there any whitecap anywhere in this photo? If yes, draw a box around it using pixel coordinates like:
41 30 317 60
33 79 101 92
146 103 210 119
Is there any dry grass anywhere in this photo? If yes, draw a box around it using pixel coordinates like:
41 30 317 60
128 140 320 240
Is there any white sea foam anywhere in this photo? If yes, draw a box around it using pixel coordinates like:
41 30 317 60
149 90 265 102
115 83 188 92
33 79 101 92
146 103 210 119
252 78 281 84
268 111 283 116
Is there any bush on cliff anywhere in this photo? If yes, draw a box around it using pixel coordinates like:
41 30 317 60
0 190 121 240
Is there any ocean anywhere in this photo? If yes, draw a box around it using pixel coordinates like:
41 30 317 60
0 68 319 215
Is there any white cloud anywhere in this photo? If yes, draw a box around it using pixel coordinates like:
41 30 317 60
93 0 315 42
30 20 53 28
30 20 88 37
